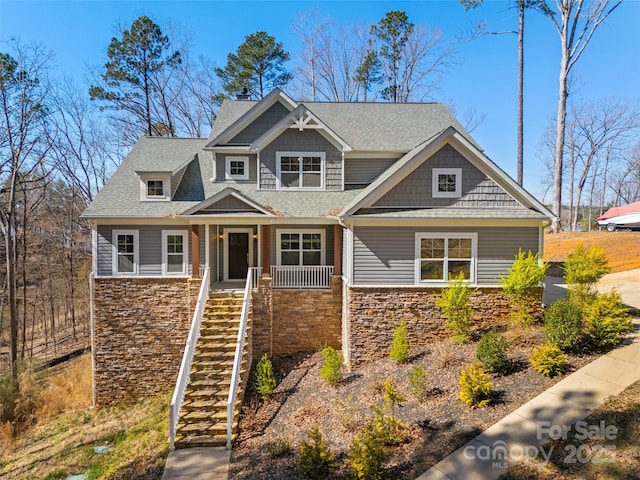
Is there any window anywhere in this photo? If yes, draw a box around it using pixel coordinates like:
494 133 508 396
139 175 170 201
225 156 249 180
162 230 188 275
147 180 164 197
277 230 325 265
276 152 324 189
112 230 138 275
415 233 476 283
432 168 462 198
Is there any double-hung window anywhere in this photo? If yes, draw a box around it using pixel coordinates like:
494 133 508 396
162 230 188 275
416 233 477 283
277 230 324 266
113 230 139 275
277 152 324 189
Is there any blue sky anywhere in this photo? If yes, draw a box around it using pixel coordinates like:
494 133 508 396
1 0 638 201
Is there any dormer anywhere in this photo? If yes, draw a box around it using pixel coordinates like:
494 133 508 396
137 171 172 201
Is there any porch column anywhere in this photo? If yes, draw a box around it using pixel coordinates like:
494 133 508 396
191 225 200 278
333 224 342 276
262 225 270 276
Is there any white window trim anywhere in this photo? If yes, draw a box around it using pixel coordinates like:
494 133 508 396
276 229 326 266
432 167 462 198
162 230 188 276
276 151 325 190
139 175 170 201
225 156 250 181
414 232 477 285
112 229 139 276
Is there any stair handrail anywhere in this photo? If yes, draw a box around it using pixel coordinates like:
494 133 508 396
169 267 210 450
226 268 252 449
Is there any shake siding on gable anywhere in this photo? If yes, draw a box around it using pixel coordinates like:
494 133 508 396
372 144 518 208
259 129 343 190
228 102 290 144
352 226 539 286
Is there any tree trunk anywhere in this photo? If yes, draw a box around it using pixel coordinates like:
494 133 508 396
551 47 570 232
516 0 525 186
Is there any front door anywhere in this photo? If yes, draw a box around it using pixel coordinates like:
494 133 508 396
228 232 249 279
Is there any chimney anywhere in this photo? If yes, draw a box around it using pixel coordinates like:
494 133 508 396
236 87 251 100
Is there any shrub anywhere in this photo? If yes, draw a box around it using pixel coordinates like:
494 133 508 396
530 343 568 377
408 365 430 402
389 321 410 364
382 380 406 420
476 329 510 373
319 346 343 386
459 362 494 408
298 426 337 479
500 250 548 326
370 406 406 446
265 439 293 459
564 243 610 304
436 273 475 344
255 354 276 401
348 422 386 480
583 290 633 350
543 299 584 351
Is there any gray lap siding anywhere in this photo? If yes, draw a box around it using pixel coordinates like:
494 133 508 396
96 225 193 277
352 225 539 286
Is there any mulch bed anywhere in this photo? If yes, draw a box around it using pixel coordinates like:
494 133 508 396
228 325 605 480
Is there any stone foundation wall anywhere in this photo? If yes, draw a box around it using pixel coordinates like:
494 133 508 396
252 275 342 358
347 286 542 367
92 277 200 406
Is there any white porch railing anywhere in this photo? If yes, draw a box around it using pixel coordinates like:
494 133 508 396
169 267 210 451
226 269 253 449
250 266 262 290
270 265 334 289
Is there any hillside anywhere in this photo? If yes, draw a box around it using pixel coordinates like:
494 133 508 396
544 230 640 272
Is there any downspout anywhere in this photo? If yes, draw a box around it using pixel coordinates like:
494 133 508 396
90 224 97 408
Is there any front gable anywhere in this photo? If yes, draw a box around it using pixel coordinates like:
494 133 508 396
341 127 555 221
181 188 274 216
371 144 519 209
228 101 291 144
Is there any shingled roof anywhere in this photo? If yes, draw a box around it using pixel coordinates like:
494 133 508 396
84 91 548 221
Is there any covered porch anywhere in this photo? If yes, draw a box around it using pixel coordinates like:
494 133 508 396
188 223 343 290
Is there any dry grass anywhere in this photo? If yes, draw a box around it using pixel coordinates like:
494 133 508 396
0 353 169 480
38 353 92 419
544 231 640 272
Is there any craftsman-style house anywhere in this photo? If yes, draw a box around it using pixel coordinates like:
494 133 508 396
84 89 553 447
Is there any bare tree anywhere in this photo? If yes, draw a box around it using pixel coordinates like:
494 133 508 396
540 0 623 232
292 11 374 101
0 40 52 383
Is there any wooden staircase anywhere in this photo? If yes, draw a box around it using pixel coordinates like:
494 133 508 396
174 293 251 449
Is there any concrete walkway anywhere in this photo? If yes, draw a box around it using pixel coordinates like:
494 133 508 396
416 269 640 480
161 447 230 480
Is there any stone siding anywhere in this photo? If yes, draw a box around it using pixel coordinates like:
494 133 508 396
347 286 542 367
92 277 200 406
252 275 342 358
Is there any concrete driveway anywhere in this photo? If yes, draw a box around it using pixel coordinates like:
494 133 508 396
544 268 640 310
597 269 640 310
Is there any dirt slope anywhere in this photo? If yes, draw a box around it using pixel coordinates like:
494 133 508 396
544 231 640 273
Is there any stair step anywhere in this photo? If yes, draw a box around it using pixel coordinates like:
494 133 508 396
190 368 245 380
182 398 242 410
177 421 228 435
174 434 230 449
